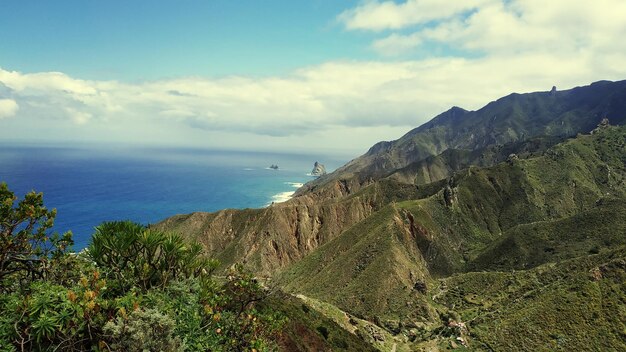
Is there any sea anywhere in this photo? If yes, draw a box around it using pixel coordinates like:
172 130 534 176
0 144 349 249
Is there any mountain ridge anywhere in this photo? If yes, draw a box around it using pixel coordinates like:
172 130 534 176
295 79 626 199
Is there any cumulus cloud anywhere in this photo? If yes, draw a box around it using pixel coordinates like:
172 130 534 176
1 50 623 148
417 0 626 55
338 0 491 31
0 98 19 119
346 0 626 58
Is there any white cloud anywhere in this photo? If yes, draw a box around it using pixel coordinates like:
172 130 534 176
347 0 626 58
372 33 422 56
1 49 624 152
0 99 18 119
338 0 492 31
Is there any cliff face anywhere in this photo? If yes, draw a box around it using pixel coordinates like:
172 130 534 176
155 172 440 276
155 182 411 275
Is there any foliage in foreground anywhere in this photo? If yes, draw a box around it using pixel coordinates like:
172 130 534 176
0 183 283 351
0 182 73 291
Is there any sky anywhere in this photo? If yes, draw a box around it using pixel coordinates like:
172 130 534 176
1 0 626 155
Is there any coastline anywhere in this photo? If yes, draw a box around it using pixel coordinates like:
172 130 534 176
267 182 304 205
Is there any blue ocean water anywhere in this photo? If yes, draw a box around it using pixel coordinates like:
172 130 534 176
0 144 348 249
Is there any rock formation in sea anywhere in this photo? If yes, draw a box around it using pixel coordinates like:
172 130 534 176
311 161 327 176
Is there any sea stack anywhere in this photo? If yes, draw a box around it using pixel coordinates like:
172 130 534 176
311 161 327 176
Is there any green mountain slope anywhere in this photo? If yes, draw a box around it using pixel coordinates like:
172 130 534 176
435 247 626 351
278 126 626 349
385 135 564 186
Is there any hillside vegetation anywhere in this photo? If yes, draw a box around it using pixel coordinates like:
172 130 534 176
278 126 626 349
157 80 626 351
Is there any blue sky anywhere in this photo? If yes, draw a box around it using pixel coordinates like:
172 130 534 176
1 0 626 153
0 1 375 80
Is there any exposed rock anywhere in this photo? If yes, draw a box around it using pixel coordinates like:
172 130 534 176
154 188 381 276
598 117 610 128
382 319 402 334
293 80 626 201
413 280 428 294
591 118 611 134
311 161 327 176
443 185 457 207
269 164 279 170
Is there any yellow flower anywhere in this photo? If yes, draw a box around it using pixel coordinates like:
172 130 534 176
67 290 77 302
84 290 95 300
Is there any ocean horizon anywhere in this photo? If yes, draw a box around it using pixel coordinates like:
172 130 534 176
0 144 348 249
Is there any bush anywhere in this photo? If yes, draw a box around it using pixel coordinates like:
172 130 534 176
87 221 217 292
1 275 107 352
0 184 283 351
103 308 183 352
317 325 330 339
0 182 73 292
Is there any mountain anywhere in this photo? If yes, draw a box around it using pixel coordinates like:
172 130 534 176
279 126 626 350
280 125 626 315
156 80 626 351
157 80 626 276
296 80 626 199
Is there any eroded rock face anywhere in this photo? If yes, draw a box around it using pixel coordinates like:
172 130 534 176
311 161 327 176
154 189 380 276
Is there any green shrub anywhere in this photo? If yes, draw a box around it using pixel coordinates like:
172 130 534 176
103 308 183 352
0 185 282 351
87 221 217 292
0 182 73 292
317 325 329 339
